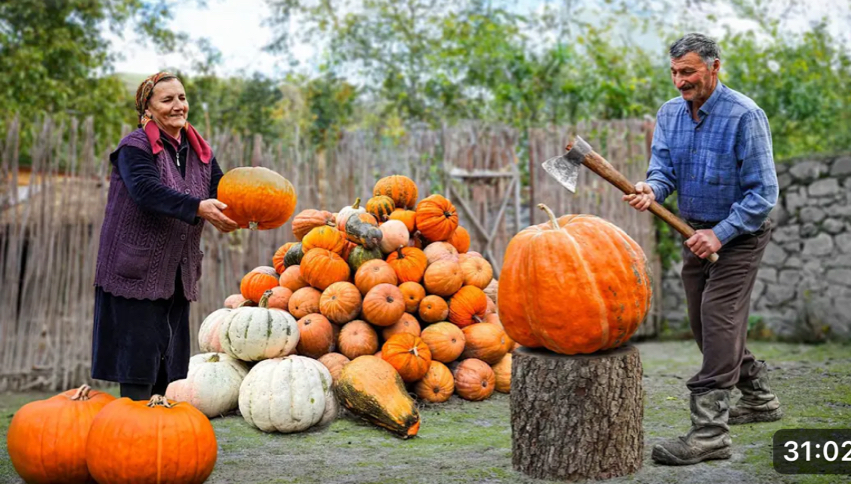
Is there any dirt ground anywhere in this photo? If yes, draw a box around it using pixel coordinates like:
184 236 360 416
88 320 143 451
2 341 850 484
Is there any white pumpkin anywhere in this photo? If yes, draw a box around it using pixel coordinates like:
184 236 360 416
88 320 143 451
238 355 338 433
198 308 232 353
378 220 410 254
336 197 366 231
423 241 459 264
165 353 249 418
218 306 299 361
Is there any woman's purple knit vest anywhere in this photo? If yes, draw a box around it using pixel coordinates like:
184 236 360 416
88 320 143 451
94 129 211 301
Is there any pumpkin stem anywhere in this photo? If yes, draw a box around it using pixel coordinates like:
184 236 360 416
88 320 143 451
147 395 173 408
537 204 559 230
249 221 259 230
208 354 220 363
70 384 92 401
472 315 483 324
411 345 419 357
237 299 253 308
259 290 272 308
352 197 361 209
395 246 404 258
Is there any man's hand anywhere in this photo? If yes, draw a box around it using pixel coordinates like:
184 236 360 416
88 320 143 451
198 199 239 233
685 229 721 259
622 182 655 211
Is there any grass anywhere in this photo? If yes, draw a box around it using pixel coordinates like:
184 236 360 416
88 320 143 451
2 341 850 484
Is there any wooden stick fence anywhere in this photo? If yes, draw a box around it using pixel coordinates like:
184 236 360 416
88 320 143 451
0 116 659 391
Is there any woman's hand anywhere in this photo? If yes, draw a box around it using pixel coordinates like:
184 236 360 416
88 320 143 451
622 182 655 211
198 199 239 233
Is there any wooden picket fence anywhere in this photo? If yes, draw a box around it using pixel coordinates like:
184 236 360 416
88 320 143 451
0 116 660 391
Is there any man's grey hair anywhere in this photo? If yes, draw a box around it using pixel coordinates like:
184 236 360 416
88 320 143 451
669 33 720 67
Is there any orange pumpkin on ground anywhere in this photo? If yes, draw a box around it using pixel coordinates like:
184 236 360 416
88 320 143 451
288 287 322 319
484 313 516 353
337 320 380 359
293 209 336 240
448 286 488 328
7 385 116 484
460 323 509 364
420 322 466 363
296 313 335 359
413 361 455 403
300 249 351 291
386 247 428 283
447 226 471 253
279 265 309 292
218 166 296 230
362 284 406 327
453 358 495 401
398 281 426 313
319 281 362 324
381 313 421 340
240 266 279 303
491 354 511 393
418 295 449 323
498 204 652 355
273 242 297 273
415 195 459 241
355 260 398 295
373 175 419 209
382 333 432 382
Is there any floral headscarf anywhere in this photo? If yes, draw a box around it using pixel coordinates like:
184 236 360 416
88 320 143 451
135 71 178 128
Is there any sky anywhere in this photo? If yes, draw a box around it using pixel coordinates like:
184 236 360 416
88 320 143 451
108 0 850 78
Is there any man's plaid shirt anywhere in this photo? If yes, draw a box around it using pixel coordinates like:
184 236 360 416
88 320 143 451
646 81 779 245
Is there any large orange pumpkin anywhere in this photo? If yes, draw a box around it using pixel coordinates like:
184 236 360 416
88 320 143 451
420 322 465 363
423 260 464 297
289 286 322 319
86 396 217 484
415 195 458 241
296 313 335 359
300 248 351 291
447 226 471 253
418 295 449 323
398 281 426 313
217 166 297 230
354 259 398 295
386 247 428 283
273 242 297 274
319 281 362 324
338 320 379 359
453 358 495 401
382 333 432 382
362 283 406 327
293 209 336 240
448 285 488 328
279 265 309 292
7 385 116 484
302 226 347 255
413 361 455 403
240 266 279 303
460 322 508 364
498 204 652 355
373 175 419 209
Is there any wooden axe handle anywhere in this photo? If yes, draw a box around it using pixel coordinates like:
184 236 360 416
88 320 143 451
581 148 720 263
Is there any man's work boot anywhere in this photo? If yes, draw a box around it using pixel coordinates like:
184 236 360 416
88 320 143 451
729 365 782 425
652 388 732 466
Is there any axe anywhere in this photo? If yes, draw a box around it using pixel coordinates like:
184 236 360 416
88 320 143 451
542 136 719 263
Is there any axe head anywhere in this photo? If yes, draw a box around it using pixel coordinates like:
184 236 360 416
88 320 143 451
541 136 595 193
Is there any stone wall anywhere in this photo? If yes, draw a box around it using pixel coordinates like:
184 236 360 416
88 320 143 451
661 154 851 341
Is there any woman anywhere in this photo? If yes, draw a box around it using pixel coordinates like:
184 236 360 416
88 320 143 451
92 72 238 401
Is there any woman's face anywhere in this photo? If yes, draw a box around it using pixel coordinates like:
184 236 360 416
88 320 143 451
145 79 189 134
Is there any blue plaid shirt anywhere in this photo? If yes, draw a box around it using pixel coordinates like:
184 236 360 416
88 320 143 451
646 82 779 245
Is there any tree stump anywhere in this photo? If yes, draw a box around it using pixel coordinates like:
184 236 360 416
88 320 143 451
511 344 643 482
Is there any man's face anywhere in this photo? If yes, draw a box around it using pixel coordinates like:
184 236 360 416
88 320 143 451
670 52 720 102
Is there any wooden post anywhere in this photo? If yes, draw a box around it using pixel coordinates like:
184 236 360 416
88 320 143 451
511 345 643 481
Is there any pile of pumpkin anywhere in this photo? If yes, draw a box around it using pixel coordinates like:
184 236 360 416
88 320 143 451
183 175 514 438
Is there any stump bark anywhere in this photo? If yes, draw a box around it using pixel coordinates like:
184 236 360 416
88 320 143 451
511 344 643 482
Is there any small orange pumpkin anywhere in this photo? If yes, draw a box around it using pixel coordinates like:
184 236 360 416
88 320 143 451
263 286 293 310
319 281 362 324
362 284 406 327
415 195 458 241
389 208 417 232
460 256 493 289
292 209 336 240
418 295 449 323
386 247 428 283
423 241 459 264
338 320 379 359
460 322 508 364
447 226 471 253
413 361 455 403
491 354 511 393
453 358 495 401
420 322 466 363
381 313 421 340
300 249 351 291
279 265 309 292
288 287 322 319
382 333 432 382
273 242 297 274
422 260 464 297
224 293 250 308
366 195 396 222
218 166 297 230
355 259 398 295
373 175 419 209
302 226 347 255
240 266 280 303
448 286 488 328
398 281 426 313
296 313 335 359
318 353 350 384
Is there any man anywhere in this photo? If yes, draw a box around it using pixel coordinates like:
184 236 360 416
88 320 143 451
624 33 782 466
